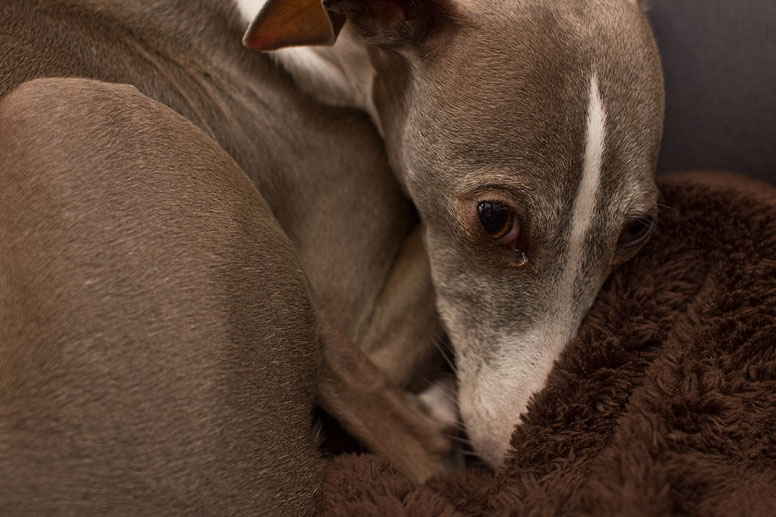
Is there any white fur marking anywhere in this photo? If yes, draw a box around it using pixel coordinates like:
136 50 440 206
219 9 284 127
576 75 606 262
417 378 459 430
460 326 566 467
559 73 606 311
235 0 268 24
270 29 380 128
233 0 381 130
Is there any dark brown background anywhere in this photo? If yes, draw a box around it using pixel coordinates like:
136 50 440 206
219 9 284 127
649 0 776 184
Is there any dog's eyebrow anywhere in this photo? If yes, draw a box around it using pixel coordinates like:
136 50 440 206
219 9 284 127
615 186 660 219
455 182 529 198
452 171 536 198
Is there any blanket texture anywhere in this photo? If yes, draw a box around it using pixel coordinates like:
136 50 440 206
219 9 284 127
319 172 776 516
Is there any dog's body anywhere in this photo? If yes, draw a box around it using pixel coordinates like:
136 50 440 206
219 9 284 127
1 0 449 512
0 78 325 515
1 0 417 338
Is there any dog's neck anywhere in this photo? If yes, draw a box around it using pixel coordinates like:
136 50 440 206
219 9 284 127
273 28 380 128
236 2 380 129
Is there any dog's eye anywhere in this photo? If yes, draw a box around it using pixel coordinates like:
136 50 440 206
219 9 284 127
477 201 519 241
618 216 655 249
477 202 513 238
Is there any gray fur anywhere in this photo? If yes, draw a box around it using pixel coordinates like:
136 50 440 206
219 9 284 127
0 0 451 511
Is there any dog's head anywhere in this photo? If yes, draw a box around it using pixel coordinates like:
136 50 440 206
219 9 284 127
244 0 664 468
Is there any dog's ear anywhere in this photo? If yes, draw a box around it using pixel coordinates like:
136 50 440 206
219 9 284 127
243 0 346 51
322 0 461 46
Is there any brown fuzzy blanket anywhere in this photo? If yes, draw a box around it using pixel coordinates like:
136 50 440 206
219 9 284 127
319 172 776 516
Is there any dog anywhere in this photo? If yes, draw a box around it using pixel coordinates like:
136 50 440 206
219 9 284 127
0 1 454 513
0 0 664 511
241 0 665 468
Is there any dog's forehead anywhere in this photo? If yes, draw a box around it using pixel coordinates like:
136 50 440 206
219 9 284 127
408 0 662 209
410 37 586 209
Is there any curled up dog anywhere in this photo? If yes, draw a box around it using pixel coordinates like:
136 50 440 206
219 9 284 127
0 0 664 513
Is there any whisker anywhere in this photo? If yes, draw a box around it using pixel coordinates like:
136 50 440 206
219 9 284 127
657 202 681 212
447 434 472 445
450 421 468 432
454 448 481 456
436 387 460 407
431 336 458 375
416 376 437 391
415 375 459 407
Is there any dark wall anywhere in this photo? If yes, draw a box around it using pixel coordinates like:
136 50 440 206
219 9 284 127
648 1 776 183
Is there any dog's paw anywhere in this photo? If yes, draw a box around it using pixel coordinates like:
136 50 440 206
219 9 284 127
417 377 459 431
416 377 467 471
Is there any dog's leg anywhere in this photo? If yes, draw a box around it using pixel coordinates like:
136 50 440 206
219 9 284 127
316 308 454 483
0 78 322 515
359 226 447 390
353 226 460 445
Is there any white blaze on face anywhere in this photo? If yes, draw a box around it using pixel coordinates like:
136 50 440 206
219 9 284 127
563 73 606 308
460 73 608 469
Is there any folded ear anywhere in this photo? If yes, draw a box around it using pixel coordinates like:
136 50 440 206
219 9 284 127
243 0 346 51
322 0 460 45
